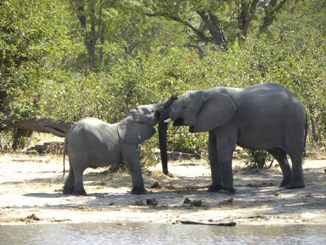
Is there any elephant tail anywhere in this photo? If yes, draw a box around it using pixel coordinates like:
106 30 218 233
303 112 308 157
62 137 68 179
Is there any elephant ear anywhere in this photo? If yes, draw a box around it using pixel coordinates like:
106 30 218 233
192 92 237 132
118 117 156 145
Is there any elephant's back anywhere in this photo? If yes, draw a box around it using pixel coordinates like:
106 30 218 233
69 118 115 138
67 118 121 163
234 83 306 149
76 117 110 128
236 83 305 116
241 83 291 98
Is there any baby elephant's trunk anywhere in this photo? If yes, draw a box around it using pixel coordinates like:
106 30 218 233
158 95 177 175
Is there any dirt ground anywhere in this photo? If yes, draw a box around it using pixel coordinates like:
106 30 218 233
0 153 325 226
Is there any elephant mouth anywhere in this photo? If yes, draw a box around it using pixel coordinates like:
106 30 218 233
189 126 194 133
173 117 184 126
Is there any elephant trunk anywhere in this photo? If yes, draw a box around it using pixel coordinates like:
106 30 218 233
157 95 177 175
161 94 178 110
158 118 169 175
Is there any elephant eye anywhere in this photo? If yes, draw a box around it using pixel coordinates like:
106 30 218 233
182 105 187 109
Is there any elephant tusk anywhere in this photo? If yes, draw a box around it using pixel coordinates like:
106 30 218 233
164 118 171 123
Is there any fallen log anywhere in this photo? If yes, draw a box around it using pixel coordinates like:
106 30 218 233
0 116 72 137
178 220 237 226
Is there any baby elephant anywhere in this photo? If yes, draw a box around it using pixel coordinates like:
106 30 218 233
63 97 176 195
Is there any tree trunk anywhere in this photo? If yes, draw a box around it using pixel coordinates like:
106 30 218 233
259 0 288 34
98 0 105 66
197 11 227 49
88 1 97 67
309 116 319 145
12 129 33 150
85 39 97 67
71 0 98 67
238 0 259 40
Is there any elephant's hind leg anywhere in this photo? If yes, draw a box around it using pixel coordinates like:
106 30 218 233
284 125 305 189
268 149 291 187
287 151 305 189
72 167 87 196
63 168 74 194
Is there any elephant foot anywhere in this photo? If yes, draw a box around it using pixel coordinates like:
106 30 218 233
286 182 305 189
280 174 291 187
280 177 291 187
72 188 87 196
63 186 73 195
164 172 174 178
131 186 148 195
221 187 236 195
207 184 223 192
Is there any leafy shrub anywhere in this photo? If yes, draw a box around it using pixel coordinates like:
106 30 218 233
242 149 274 169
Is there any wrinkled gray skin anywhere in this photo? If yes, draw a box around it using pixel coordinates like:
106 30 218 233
161 83 307 194
63 103 166 196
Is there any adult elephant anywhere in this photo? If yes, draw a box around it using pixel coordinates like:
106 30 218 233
63 96 176 196
158 83 307 194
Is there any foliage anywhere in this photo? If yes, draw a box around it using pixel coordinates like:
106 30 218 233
0 131 14 152
0 0 70 120
242 149 274 169
0 0 325 165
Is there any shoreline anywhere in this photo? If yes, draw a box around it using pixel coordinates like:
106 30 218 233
0 153 325 226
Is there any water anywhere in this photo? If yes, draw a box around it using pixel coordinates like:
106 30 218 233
1 223 325 245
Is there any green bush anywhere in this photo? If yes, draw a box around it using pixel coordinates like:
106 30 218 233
1 0 324 162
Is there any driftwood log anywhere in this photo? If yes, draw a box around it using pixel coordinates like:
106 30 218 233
0 116 72 138
178 220 237 226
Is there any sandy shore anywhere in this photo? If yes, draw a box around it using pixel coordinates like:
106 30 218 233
0 153 325 225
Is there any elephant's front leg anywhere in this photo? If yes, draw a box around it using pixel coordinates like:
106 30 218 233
215 127 237 194
121 144 148 195
207 131 223 192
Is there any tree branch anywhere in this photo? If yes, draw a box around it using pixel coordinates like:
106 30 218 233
145 12 210 43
